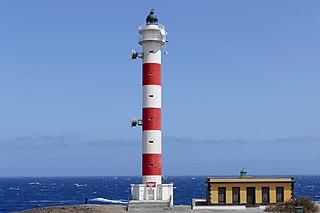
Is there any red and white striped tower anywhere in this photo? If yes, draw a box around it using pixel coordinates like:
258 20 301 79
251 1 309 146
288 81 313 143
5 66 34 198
131 9 167 187
130 10 173 206
141 9 165 186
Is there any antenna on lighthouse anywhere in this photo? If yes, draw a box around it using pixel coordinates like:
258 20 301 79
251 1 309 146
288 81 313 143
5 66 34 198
131 50 138 59
131 49 143 59
163 42 168 55
130 117 142 127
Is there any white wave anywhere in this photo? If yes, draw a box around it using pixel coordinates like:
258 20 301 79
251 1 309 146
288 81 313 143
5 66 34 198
89 198 127 204
29 182 41 185
74 183 86 187
9 187 20 191
29 200 52 203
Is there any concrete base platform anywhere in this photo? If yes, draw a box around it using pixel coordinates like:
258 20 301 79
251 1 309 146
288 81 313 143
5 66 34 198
127 200 171 212
192 205 246 210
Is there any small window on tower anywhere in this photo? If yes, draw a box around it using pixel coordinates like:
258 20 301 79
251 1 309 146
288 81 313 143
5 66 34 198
149 50 154 53
149 72 154 75
149 163 154 167
149 95 154 98
149 118 154 121
149 141 154 144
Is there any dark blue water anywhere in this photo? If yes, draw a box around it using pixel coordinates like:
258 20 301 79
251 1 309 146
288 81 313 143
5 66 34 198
0 176 319 212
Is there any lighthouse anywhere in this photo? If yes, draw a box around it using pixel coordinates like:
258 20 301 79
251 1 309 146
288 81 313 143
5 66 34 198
129 10 173 209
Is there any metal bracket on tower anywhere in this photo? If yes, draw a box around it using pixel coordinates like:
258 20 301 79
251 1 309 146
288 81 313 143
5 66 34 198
162 35 169 55
163 42 168 55
131 117 142 127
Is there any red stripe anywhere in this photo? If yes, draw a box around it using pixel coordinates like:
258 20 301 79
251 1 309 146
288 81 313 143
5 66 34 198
143 108 161 130
142 154 162 175
143 63 161 86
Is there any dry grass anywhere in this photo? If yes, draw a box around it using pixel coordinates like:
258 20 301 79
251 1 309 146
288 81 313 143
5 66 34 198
265 196 319 212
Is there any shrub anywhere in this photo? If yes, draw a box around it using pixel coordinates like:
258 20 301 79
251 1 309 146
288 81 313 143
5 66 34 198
265 196 319 212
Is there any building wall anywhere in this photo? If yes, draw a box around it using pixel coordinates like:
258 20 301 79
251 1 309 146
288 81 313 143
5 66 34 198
207 178 293 205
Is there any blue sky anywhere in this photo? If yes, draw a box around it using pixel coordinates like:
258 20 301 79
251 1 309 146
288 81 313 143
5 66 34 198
0 0 319 176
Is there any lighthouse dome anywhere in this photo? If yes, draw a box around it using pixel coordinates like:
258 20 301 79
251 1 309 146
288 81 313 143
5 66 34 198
146 10 158 25
240 168 248 177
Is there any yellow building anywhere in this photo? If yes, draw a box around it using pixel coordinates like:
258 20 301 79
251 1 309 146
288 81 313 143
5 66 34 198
206 169 294 206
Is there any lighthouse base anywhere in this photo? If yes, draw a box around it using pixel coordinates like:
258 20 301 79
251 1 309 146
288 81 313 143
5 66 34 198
129 183 173 205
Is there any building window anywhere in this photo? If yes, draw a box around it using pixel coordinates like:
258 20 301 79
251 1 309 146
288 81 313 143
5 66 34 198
149 140 154 144
149 72 154 75
149 118 154 121
218 187 226 204
149 95 154 97
149 50 154 53
232 187 240 204
262 187 270 204
149 163 154 167
276 187 284 202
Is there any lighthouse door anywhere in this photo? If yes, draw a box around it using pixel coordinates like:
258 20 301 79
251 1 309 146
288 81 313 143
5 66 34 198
157 185 162 200
147 188 155 200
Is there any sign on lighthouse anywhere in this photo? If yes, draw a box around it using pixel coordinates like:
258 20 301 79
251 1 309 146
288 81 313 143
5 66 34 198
129 10 174 209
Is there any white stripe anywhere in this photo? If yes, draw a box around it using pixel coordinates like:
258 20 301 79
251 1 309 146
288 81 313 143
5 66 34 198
143 42 161 64
142 175 162 185
142 130 161 154
143 85 161 108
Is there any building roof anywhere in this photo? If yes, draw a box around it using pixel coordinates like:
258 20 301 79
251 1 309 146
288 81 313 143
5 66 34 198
206 177 294 183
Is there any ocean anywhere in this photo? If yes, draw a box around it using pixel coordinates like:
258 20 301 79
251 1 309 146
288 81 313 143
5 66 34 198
0 176 319 212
